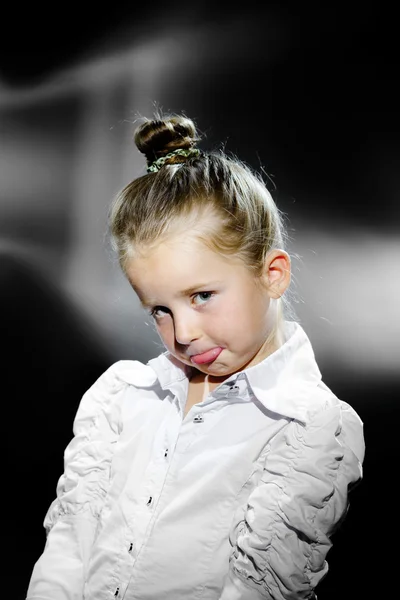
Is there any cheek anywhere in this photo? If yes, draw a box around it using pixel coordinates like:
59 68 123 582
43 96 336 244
211 302 243 335
227 293 269 330
156 317 174 345
221 296 252 324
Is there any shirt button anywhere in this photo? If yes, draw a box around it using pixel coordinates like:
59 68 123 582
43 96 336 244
227 385 240 397
193 415 204 423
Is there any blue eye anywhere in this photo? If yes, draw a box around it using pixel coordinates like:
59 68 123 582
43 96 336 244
149 292 213 318
193 292 214 306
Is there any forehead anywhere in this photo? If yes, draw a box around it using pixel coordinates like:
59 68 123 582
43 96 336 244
125 232 246 305
128 233 228 278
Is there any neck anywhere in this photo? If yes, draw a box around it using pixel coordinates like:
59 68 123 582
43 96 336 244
202 374 209 401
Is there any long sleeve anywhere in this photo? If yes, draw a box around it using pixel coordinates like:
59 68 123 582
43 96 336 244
219 400 365 600
26 362 128 600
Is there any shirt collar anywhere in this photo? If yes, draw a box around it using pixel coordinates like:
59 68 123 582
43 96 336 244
147 321 324 424
147 351 190 396
239 321 323 424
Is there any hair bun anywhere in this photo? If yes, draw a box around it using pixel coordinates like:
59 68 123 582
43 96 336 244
134 114 200 166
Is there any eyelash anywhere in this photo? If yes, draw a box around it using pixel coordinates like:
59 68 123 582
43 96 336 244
149 292 214 319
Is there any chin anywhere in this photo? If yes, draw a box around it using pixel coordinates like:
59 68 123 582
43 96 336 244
203 363 237 377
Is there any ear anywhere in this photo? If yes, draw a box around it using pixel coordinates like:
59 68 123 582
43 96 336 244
262 249 291 299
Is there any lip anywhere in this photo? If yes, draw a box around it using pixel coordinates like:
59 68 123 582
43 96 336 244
190 347 223 365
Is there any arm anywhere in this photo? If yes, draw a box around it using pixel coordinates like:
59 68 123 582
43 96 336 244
219 401 365 600
26 363 127 600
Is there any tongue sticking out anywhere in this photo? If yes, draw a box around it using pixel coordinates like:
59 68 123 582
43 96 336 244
190 347 223 365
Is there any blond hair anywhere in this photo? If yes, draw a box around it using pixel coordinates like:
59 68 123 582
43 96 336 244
110 112 288 276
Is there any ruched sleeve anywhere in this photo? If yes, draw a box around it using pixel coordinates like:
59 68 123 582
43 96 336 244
219 400 365 600
26 362 129 600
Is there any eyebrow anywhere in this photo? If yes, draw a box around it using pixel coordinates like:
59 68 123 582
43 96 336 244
138 281 223 309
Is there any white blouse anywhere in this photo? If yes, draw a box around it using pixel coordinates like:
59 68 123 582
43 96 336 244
26 321 365 600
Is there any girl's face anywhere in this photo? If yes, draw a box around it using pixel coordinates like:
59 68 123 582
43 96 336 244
126 232 286 380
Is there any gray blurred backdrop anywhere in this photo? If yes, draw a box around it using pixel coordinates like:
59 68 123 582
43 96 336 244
1 2 399 598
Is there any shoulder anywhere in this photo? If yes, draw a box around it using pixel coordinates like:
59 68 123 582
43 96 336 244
102 359 159 387
73 359 159 434
261 383 365 535
304 382 365 465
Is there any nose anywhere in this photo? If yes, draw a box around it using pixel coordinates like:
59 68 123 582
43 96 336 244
173 310 201 346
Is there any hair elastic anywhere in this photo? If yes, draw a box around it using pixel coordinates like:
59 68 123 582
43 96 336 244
147 148 201 173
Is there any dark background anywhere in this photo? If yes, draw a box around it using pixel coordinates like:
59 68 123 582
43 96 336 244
2 1 398 598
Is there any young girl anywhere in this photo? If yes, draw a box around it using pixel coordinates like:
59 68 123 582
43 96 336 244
27 112 365 600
